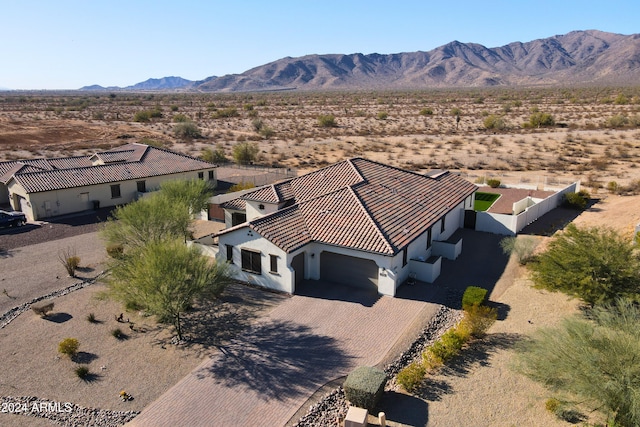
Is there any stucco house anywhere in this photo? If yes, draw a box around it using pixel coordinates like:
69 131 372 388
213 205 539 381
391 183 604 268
216 158 477 297
0 143 216 221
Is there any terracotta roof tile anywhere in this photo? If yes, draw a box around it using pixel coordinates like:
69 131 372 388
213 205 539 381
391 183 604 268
221 158 477 256
5 143 215 193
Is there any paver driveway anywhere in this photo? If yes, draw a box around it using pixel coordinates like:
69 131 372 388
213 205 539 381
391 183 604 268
127 282 439 427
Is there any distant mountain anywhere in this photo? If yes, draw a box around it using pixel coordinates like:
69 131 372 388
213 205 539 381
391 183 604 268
78 30 640 92
125 76 193 90
80 76 194 91
195 30 640 91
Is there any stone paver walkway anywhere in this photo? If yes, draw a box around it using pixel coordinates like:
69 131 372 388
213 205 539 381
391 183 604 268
127 283 438 427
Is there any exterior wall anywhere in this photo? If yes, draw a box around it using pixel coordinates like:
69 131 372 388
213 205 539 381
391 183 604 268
245 200 279 221
217 228 292 293
476 182 580 236
9 169 215 220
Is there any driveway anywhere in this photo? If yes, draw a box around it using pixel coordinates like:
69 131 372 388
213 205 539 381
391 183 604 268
127 282 441 427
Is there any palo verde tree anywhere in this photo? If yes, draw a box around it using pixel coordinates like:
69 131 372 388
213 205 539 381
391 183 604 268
101 192 191 252
528 224 640 306
107 239 234 340
515 299 640 426
159 178 213 215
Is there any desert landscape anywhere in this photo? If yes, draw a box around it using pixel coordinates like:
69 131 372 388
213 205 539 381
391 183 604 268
1 87 639 194
1 87 640 426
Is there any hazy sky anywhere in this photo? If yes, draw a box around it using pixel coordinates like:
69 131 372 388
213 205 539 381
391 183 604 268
1 0 638 90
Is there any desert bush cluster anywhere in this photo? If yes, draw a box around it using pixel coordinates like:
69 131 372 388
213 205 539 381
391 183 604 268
1 87 640 191
396 286 497 392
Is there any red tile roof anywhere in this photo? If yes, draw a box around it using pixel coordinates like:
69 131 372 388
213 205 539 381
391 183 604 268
1 143 215 193
219 158 477 256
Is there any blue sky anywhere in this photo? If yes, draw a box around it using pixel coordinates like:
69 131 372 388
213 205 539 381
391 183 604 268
1 0 638 90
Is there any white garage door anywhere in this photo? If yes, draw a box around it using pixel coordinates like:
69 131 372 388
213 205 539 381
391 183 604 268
320 252 378 291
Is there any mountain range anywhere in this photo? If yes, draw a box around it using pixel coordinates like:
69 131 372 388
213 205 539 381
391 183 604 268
80 30 640 92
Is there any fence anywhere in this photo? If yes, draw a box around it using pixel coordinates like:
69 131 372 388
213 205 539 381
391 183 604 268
216 164 297 187
476 182 580 235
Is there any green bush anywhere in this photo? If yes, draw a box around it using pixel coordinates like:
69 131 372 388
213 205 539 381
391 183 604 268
483 114 508 130
173 113 190 123
343 366 387 411
106 243 124 259
58 338 80 357
564 191 588 210
174 122 202 139
419 108 433 116
75 365 90 379
529 112 555 127
462 286 488 310
111 328 125 339
545 397 561 413
32 302 54 317
212 107 239 119
459 304 497 338
377 111 388 120
427 329 466 364
201 145 228 163
396 361 425 392
486 178 501 188
605 114 629 128
500 236 538 265
317 114 337 128
133 110 151 122
606 181 620 194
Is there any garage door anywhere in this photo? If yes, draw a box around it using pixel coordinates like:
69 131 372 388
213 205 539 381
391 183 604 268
320 252 378 291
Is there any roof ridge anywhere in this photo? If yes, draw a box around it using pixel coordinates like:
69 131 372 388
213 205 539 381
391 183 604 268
346 185 395 254
346 158 366 183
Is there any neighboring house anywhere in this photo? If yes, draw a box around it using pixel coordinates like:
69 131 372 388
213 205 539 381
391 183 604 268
0 143 216 221
216 158 477 297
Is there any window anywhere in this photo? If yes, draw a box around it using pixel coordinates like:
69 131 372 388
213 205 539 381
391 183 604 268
241 249 261 274
426 227 432 249
208 170 214 180
110 184 121 199
198 172 204 180
137 180 146 193
269 254 278 273
402 247 408 267
441 215 446 233
226 245 233 263
231 212 247 226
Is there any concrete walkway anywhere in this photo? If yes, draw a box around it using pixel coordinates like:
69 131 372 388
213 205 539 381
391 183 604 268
127 283 439 427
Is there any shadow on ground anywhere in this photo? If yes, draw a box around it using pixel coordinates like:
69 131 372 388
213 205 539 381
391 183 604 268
296 280 381 307
178 283 289 355
395 229 511 310
196 319 353 401
520 201 598 236
45 312 73 323
376 391 429 426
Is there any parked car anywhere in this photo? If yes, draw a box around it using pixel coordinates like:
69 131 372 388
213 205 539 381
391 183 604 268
0 210 27 228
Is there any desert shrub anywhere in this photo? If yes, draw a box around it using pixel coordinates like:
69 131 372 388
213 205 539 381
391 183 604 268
58 338 80 357
606 181 620 194
450 107 461 116
529 112 555 128
75 365 90 379
545 397 561 413
564 192 588 210
259 125 275 139
133 110 151 122
419 107 433 116
396 361 426 392
172 113 190 123
487 178 501 188
459 304 498 338
58 247 80 277
500 236 538 265
462 286 488 309
111 328 125 339
201 145 228 163
232 141 260 165
86 313 97 323
106 243 124 259
170 105 179 112
212 107 239 119
174 122 202 139
251 118 264 132
343 366 387 411
317 114 337 128
377 111 388 120
32 302 54 317
483 114 508 130
605 114 629 128
427 329 467 364
139 138 164 148
227 182 256 192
